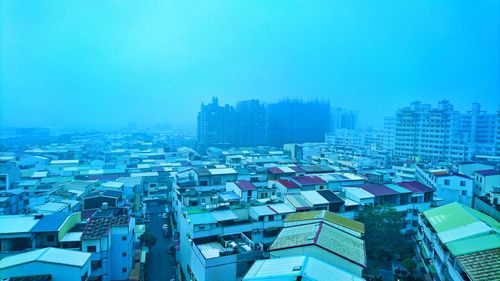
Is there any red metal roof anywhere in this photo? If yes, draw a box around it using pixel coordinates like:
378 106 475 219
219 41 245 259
291 176 326 186
234 180 256 191
397 181 434 193
277 179 300 189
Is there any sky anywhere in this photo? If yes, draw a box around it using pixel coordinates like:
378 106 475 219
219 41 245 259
1 1 499 130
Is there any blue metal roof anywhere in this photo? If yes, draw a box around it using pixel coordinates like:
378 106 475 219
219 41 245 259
31 213 72 233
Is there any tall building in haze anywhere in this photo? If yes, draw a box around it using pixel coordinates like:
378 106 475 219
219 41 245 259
266 99 330 147
235 99 266 147
197 97 236 150
389 100 499 162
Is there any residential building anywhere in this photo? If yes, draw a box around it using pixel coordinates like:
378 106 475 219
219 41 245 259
415 166 474 207
389 101 500 162
81 208 135 281
330 107 358 132
416 202 500 281
269 210 367 278
0 247 91 281
473 169 500 197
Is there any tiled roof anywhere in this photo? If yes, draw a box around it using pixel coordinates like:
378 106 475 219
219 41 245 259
291 176 326 186
234 180 256 191
456 248 500 281
82 215 129 240
194 167 211 176
285 210 365 234
270 222 366 267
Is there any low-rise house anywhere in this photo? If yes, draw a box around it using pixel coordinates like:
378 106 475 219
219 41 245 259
0 247 91 281
473 169 500 197
226 180 257 203
187 233 264 281
416 202 500 281
243 255 364 281
269 210 367 278
0 189 28 215
81 207 135 281
416 166 474 206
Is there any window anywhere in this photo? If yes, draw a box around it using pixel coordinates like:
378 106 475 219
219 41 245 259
47 235 55 242
91 260 102 270
122 236 127 241
87 246 97 252
461 190 468 196
122 252 127 257
460 181 466 187
122 268 127 273
444 179 450 185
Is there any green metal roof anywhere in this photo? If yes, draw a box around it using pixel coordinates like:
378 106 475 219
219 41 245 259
423 202 478 233
285 210 365 234
446 234 500 256
188 212 217 225
385 184 412 194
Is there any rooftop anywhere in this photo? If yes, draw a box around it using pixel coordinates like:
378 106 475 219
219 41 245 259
355 183 400 197
285 210 365 235
276 179 300 189
31 213 75 233
82 215 129 240
397 181 434 193
476 169 500 176
456 248 500 281
291 176 326 186
234 180 256 191
270 222 366 267
0 248 91 269
243 255 364 281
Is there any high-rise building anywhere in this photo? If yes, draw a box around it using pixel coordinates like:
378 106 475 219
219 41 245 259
330 107 358 132
235 99 266 147
387 100 500 162
266 99 330 147
197 97 236 150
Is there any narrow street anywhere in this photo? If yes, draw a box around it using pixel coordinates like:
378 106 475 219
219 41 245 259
146 203 175 281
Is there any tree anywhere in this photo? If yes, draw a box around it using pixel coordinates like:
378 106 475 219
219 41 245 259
402 257 416 274
357 205 407 266
139 231 157 248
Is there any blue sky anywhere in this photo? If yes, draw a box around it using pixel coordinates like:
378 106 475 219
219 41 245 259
1 1 499 130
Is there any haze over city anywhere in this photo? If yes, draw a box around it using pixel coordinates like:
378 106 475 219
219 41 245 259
1 1 499 130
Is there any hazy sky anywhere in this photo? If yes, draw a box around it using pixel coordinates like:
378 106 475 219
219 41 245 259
1 1 499 130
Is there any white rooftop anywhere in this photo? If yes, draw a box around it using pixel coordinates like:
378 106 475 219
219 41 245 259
345 187 375 200
300 190 329 205
208 168 238 175
50 160 79 165
0 215 40 235
0 247 91 268
60 232 83 242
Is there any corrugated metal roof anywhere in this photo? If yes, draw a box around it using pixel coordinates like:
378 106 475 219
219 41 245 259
30 213 71 233
317 190 344 203
447 234 500 257
211 210 238 222
0 248 91 269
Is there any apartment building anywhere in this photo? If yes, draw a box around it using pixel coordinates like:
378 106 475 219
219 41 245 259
415 165 474 207
389 101 500 162
416 202 499 281
81 208 135 281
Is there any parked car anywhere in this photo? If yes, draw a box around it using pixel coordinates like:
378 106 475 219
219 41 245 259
162 224 169 237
